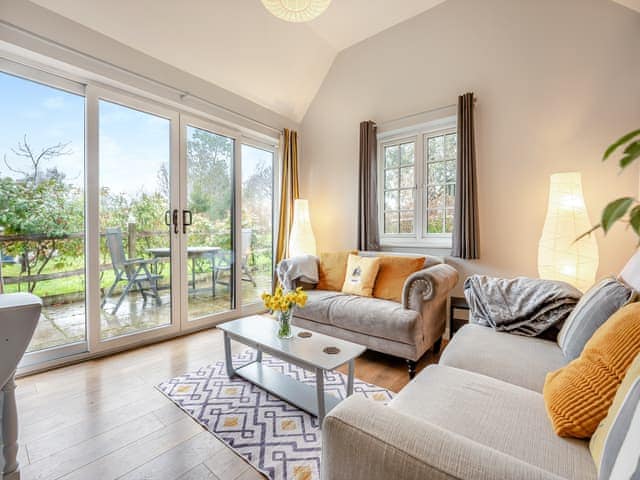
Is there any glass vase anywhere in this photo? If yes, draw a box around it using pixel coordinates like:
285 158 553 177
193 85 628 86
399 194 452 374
277 309 293 339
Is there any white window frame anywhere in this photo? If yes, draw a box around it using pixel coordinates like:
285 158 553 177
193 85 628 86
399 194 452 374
378 116 457 249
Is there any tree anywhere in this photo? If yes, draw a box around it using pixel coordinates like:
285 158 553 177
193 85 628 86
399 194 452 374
3 134 71 184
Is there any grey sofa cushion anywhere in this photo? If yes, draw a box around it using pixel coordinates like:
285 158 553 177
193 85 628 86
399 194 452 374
440 324 566 392
557 277 635 360
295 289 420 344
392 365 596 480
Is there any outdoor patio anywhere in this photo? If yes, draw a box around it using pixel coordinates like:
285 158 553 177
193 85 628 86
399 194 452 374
27 270 272 352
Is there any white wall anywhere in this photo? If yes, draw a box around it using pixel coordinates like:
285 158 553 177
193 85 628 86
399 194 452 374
301 0 640 293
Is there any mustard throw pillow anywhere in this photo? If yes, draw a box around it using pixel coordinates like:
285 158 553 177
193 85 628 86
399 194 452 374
373 256 425 302
342 254 381 297
590 352 640 474
543 302 640 438
316 251 357 291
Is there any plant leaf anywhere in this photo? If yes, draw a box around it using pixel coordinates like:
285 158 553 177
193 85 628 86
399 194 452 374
601 197 634 233
620 141 640 169
630 206 640 237
603 129 640 161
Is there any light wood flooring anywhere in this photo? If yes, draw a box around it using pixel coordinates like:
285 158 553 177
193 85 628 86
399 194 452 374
14 324 443 480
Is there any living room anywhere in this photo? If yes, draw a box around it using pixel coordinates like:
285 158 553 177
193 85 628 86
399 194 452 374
1 0 639 479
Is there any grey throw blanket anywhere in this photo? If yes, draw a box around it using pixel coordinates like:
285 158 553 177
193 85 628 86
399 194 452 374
463 275 582 336
276 255 318 291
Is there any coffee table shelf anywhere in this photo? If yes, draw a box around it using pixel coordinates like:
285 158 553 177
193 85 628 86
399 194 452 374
218 315 366 425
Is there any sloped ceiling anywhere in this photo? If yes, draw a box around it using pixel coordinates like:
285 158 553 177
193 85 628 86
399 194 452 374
28 0 447 122
24 0 640 122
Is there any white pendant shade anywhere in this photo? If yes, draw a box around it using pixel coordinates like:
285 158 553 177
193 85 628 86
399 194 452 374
261 0 331 23
288 199 317 257
537 172 599 292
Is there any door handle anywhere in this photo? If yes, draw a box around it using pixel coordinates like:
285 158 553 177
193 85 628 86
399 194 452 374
172 209 179 234
182 210 192 234
164 210 171 227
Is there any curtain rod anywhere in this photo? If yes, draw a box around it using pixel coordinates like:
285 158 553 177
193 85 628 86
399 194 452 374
381 97 477 125
1 21 283 135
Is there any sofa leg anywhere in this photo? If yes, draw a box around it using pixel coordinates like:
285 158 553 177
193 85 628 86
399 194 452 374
406 360 416 380
433 336 443 353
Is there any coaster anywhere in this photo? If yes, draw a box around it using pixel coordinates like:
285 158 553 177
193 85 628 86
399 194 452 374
323 346 340 355
297 331 312 338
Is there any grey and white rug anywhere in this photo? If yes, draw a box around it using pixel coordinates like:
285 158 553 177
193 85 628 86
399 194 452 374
156 351 394 480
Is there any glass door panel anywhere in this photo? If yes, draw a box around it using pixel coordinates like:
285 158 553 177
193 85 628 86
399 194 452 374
98 100 173 339
0 70 86 354
185 124 234 320
240 144 274 306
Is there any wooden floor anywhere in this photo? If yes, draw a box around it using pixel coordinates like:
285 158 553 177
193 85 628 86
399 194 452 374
14 324 443 480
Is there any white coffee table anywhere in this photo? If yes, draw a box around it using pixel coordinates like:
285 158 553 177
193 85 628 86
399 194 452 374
218 315 366 425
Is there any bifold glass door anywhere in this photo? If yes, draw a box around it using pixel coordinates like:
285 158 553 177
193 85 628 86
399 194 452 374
1 61 276 368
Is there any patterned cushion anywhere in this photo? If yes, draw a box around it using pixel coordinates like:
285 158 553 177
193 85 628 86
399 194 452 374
590 353 640 478
557 277 635 360
341 254 380 297
543 302 640 438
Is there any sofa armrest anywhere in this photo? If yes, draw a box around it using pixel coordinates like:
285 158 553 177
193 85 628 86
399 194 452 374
402 263 458 312
322 396 563 480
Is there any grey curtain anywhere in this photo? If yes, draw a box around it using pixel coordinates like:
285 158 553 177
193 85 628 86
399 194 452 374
452 92 479 259
358 121 380 251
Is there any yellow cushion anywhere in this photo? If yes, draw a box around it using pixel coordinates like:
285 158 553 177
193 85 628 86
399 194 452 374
341 254 381 297
543 302 640 438
590 352 640 473
372 256 425 302
316 251 357 291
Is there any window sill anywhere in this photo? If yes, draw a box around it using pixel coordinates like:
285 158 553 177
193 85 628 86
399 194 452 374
380 237 452 250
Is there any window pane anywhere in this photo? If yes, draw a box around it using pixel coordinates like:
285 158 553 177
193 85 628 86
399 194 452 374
446 184 456 208
241 145 273 307
445 133 457 159
384 212 399 234
0 71 86 353
427 161 445 184
427 135 444 161
445 209 455 233
445 160 456 183
400 189 415 210
426 185 444 209
400 211 414 233
400 142 415 166
427 209 444 233
384 190 399 211
385 145 400 168
384 168 399 189
400 166 414 188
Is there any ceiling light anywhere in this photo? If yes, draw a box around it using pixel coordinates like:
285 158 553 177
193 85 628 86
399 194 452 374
261 0 331 23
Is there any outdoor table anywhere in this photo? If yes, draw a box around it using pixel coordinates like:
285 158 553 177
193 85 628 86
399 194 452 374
145 246 221 297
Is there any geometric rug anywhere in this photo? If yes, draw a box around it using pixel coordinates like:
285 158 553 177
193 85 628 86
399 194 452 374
156 350 395 480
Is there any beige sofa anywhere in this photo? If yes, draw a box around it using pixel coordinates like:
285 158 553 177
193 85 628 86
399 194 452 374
292 252 459 378
321 252 640 480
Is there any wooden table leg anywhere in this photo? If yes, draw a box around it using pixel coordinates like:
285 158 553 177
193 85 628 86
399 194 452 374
2 374 20 480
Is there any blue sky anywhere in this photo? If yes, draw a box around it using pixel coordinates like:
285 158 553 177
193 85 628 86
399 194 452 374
0 71 271 198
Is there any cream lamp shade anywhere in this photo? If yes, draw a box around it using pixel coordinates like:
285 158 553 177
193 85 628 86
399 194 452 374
288 199 317 257
261 0 331 23
537 172 599 292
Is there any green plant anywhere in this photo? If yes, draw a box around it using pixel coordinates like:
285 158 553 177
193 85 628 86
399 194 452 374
579 129 640 240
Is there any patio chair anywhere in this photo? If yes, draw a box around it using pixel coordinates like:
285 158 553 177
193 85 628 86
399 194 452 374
101 227 162 314
213 228 256 288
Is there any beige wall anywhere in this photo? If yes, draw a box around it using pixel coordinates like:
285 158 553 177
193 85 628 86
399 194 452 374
301 0 640 293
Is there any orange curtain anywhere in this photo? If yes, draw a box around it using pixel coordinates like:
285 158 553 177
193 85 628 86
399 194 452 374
276 129 300 263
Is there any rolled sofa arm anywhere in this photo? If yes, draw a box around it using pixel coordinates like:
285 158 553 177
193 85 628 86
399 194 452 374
402 263 459 312
322 396 563 480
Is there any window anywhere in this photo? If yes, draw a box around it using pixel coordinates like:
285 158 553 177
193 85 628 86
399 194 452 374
379 121 457 247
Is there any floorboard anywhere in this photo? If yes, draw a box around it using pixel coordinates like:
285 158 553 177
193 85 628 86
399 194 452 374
15 323 442 480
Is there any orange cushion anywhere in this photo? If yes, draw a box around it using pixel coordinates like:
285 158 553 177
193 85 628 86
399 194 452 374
373 256 425 302
543 302 640 438
341 254 381 297
316 251 357 291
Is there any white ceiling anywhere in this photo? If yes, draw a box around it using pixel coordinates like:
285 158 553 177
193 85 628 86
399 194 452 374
27 0 639 122
28 0 447 122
